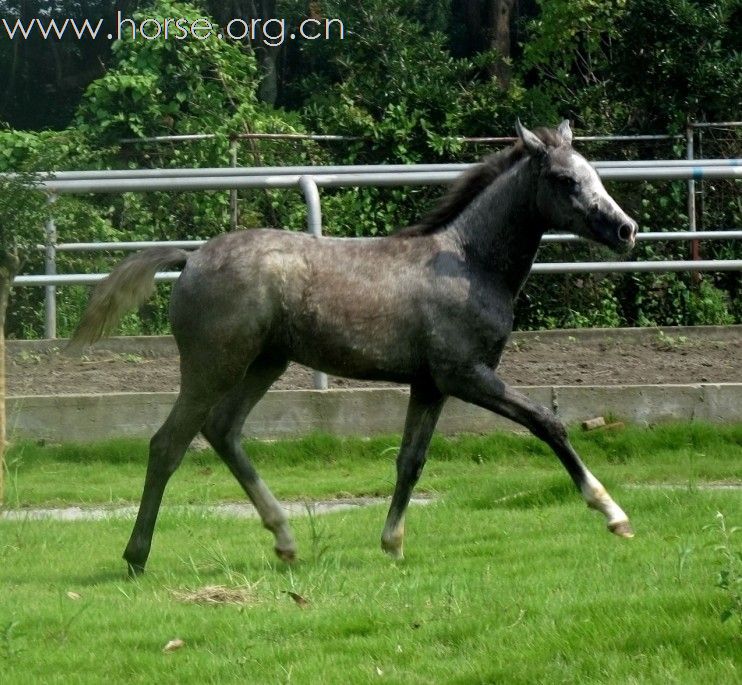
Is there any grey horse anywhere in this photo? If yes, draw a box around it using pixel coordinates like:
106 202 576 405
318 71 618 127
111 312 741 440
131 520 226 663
70 121 638 575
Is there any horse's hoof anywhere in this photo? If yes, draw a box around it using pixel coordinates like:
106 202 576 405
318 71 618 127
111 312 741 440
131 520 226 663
275 546 297 563
381 539 404 561
126 561 145 578
608 520 634 538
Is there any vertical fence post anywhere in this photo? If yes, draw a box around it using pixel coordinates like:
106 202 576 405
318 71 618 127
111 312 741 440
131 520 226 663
44 195 58 339
298 176 329 391
697 125 705 231
229 138 239 231
686 123 700 276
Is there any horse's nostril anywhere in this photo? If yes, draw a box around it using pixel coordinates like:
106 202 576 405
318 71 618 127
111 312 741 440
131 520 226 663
618 223 635 243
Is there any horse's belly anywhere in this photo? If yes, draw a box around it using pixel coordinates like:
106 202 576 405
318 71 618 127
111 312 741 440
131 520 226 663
283 314 421 383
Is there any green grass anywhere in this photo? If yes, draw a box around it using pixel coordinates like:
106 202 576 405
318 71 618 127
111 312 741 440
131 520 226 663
1 423 741 683
4 422 741 508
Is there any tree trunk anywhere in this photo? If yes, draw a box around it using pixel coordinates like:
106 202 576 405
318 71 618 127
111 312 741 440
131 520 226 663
0 249 20 504
486 0 515 89
462 0 485 53
457 0 516 87
207 0 280 104
257 48 279 105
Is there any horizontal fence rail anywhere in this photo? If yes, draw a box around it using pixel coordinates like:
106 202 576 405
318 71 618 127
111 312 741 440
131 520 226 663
26 162 742 194
116 132 691 145
112 122 739 147
14 259 742 287
531 260 742 273
48 240 208 252
12 158 741 183
18 229 742 286
540 230 742 244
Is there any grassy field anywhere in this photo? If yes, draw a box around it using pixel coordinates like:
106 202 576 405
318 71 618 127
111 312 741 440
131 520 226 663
1 423 740 683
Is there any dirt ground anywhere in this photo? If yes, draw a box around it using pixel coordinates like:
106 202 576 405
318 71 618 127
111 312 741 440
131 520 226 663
7 328 740 396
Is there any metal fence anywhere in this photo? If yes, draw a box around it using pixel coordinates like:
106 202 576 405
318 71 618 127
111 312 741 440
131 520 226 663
5 155 742 388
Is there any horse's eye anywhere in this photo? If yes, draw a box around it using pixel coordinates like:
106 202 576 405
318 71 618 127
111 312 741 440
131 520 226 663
555 176 579 193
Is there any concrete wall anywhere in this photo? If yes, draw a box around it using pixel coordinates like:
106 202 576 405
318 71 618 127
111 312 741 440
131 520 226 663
7 384 741 443
7 326 740 442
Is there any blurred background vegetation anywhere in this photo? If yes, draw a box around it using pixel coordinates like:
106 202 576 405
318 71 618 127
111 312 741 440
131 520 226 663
0 0 740 337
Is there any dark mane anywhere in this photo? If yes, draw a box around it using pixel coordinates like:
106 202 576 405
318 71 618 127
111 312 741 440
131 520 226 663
397 127 565 237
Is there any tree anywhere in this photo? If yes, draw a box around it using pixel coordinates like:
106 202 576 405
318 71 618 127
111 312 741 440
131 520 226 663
611 0 742 128
299 1 520 160
459 0 517 87
205 0 280 104
0 174 46 502
0 1 143 129
487 0 516 87
519 0 741 130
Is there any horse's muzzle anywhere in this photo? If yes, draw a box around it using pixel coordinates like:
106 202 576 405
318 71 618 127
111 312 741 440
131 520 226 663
589 215 637 253
617 220 638 249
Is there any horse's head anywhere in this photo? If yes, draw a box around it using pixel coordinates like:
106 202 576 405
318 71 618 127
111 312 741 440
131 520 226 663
516 120 637 252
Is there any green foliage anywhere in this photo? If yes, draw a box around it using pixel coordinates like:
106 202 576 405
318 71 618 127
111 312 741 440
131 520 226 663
294 1 528 240
0 174 48 251
71 0 321 248
521 0 631 126
301 1 520 163
523 0 628 69
74 2 318 158
0 166 131 338
0 174 47 339
613 0 742 127
0 128 109 174
628 274 734 327
707 512 742 628
522 0 741 129
0 0 739 337
687 280 735 326
76 1 259 142
517 272 624 330
0 1 328 337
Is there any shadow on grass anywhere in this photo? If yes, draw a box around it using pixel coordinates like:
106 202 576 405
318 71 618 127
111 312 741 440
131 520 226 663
64 568 129 586
454 477 576 511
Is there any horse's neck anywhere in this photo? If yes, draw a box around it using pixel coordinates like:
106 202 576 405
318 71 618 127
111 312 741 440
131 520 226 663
451 162 544 296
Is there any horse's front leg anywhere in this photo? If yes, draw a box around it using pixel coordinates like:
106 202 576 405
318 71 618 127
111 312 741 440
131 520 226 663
441 366 633 537
381 381 446 559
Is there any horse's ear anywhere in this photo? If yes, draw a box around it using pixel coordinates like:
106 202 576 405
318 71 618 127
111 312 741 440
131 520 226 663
515 119 546 157
557 119 573 145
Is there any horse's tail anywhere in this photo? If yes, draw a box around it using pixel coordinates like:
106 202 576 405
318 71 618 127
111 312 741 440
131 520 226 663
67 246 191 353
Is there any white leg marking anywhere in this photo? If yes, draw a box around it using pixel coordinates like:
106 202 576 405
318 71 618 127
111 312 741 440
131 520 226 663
381 518 405 560
581 472 633 537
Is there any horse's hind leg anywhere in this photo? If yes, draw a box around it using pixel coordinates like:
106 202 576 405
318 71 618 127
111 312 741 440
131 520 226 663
443 369 633 537
200 355 297 562
123 388 216 575
381 381 446 559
